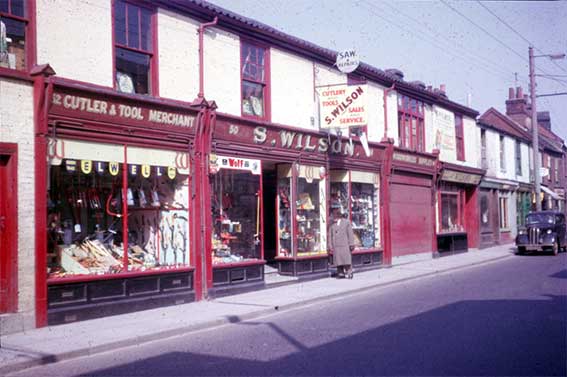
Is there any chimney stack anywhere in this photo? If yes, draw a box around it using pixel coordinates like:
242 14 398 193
505 86 530 127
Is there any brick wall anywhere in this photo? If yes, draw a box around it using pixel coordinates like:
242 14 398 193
0 78 36 334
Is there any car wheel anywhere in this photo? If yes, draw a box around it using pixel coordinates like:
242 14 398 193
552 241 559 256
516 246 525 255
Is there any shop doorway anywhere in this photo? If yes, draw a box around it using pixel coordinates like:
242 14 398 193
0 145 18 313
262 164 277 262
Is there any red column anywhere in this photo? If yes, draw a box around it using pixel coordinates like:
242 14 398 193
381 141 394 265
465 186 480 249
31 64 56 327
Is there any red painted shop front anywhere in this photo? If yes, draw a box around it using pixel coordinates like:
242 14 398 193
36 77 206 325
207 114 386 293
436 164 483 256
388 150 437 259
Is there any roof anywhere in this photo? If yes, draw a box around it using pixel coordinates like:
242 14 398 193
161 0 479 118
479 108 565 154
478 108 531 142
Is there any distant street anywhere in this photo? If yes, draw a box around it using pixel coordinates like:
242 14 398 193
11 252 567 376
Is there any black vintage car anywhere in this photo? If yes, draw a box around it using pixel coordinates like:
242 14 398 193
516 211 567 255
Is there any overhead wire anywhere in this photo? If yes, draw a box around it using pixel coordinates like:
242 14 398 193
476 0 567 76
377 0 525 84
358 0 526 87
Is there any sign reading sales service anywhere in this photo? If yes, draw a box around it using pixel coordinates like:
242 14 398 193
317 84 367 129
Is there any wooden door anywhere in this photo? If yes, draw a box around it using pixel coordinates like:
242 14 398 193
0 145 18 313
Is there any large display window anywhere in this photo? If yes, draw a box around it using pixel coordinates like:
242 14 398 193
46 139 191 279
209 155 262 264
330 170 381 250
439 183 464 233
277 164 327 257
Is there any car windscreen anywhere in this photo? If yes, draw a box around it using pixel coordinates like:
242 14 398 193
526 213 555 225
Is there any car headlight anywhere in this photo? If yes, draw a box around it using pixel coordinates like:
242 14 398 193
518 229 526 235
546 229 552 234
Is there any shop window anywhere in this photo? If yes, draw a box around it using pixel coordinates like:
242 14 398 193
0 0 28 70
241 41 269 119
455 114 465 161
330 170 380 250
277 164 326 257
499 196 509 229
440 191 463 233
480 193 490 231
515 140 522 176
209 156 262 264
499 135 505 171
47 139 191 279
397 94 425 152
114 0 154 95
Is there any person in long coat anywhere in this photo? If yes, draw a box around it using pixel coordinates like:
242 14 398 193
329 209 355 278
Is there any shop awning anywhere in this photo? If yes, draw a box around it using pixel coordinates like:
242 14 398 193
541 186 561 200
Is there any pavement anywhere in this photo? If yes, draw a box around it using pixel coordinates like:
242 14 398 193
0 245 515 375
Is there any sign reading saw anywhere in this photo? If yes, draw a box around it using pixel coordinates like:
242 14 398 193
317 85 367 129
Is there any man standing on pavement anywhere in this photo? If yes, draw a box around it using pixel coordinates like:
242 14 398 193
329 208 356 279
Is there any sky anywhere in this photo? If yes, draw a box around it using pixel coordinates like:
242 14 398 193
208 0 567 141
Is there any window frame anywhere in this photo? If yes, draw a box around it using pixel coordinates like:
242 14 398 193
112 0 158 96
240 39 271 121
480 129 487 169
499 196 509 229
0 0 35 72
499 135 506 172
515 140 522 176
439 190 464 233
397 94 425 152
455 114 465 161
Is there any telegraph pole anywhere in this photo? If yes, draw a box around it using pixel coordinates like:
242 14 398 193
529 46 542 211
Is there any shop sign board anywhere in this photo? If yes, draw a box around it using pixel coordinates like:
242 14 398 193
210 154 261 175
392 151 436 167
441 169 482 185
433 106 456 153
50 90 196 130
336 49 360 73
316 84 367 129
555 189 565 199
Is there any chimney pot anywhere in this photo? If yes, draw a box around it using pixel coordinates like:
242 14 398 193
440 84 446 93
509 88 515 99
516 86 523 98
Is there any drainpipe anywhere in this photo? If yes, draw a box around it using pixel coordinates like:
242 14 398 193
382 83 396 142
198 16 218 99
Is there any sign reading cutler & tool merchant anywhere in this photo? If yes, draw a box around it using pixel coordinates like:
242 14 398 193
51 91 196 129
317 85 367 129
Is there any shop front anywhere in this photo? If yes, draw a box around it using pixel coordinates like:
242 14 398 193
388 150 437 262
478 178 518 248
209 115 385 289
39 79 202 325
516 183 533 228
436 164 483 256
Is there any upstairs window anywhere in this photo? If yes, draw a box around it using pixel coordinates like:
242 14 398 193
499 135 505 171
515 140 522 176
0 0 28 71
114 0 155 95
555 158 560 183
481 129 487 169
455 114 465 161
241 42 269 119
397 94 425 152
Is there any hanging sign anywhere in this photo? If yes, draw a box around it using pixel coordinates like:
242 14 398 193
167 166 177 179
317 85 367 129
129 165 139 176
108 162 120 176
95 161 105 174
210 154 262 175
141 164 151 178
336 49 360 73
65 160 77 172
80 160 92 174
